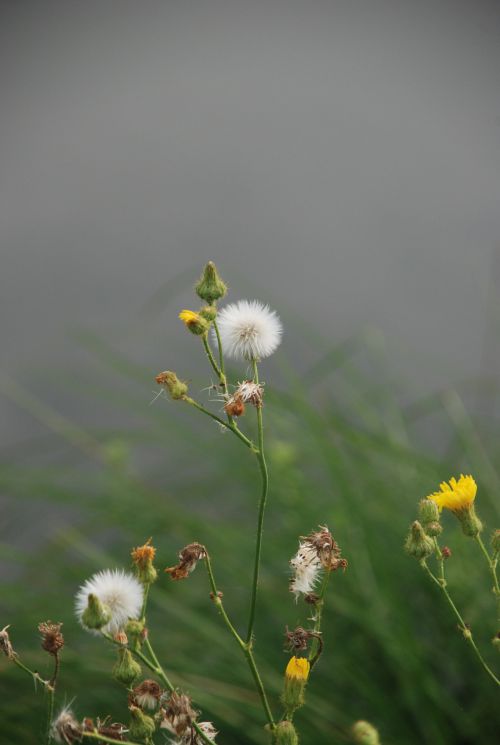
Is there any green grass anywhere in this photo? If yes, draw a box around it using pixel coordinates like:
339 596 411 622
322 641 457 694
1 321 499 745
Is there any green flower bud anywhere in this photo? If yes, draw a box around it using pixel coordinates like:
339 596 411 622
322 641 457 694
195 261 227 304
155 371 188 401
404 521 434 560
273 721 299 745
82 593 111 630
199 305 217 322
350 720 381 745
418 499 442 536
128 705 156 741
125 619 146 651
456 505 483 537
113 648 142 687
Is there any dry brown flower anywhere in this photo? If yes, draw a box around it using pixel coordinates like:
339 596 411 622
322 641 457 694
165 543 207 581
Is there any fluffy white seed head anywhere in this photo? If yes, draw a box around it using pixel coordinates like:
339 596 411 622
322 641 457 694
215 300 282 360
75 569 143 635
289 542 321 599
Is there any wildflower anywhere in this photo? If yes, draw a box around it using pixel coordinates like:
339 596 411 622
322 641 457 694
350 720 381 745
132 679 162 710
404 521 435 560
195 261 227 304
215 300 282 360
0 625 15 660
156 370 189 401
51 708 82 744
38 621 64 656
282 657 310 714
165 543 207 581
128 704 156 741
160 691 198 736
418 498 442 537
75 569 144 635
113 647 142 686
131 538 158 585
179 309 210 336
428 475 482 537
273 721 299 745
289 542 321 599
234 380 264 407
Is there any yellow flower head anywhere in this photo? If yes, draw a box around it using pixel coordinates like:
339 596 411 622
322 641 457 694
285 656 310 681
428 474 477 513
179 309 201 326
178 309 209 336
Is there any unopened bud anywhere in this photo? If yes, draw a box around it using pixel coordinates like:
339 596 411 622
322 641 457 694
82 594 111 630
113 648 141 686
441 546 452 559
125 619 147 651
404 521 434 560
199 305 217 322
418 499 442 536
179 309 210 336
273 720 299 745
156 371 188 401
281 656 310 715
128 705 156 741
195 261 227 304
350 720 381 745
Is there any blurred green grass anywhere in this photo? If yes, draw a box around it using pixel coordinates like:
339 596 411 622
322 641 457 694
1 320 500 745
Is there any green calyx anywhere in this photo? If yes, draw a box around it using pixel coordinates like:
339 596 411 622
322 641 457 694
195 261 227 304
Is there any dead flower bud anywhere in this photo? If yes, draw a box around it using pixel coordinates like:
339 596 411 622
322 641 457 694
160 691 198 736
84 717 128 741
224 395 245 417
284 626 322 653
180 722 218 744
38 621 64 656
131 679 162 710
0 625 15 660
131 538 158 585
165 543 207 581
441 546 452 559
235 380 264 407
302 526 346 571
156 371 189 401
51 708 82 744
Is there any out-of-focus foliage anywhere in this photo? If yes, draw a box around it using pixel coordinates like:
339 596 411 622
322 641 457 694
1 322 500 745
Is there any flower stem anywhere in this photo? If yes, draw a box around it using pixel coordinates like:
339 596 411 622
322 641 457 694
203 554 276 730
212 320 226 389
185 397 255 451
45 684 55 744
308 571 330 669
421 559 500 686
475 534 500 623
202 334 226 389
82 734 142 745
246 359 269 646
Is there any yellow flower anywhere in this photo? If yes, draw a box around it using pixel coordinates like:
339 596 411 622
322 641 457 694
178 309 209 336
285 656 310 681
179 309 200 325
428 474 477 513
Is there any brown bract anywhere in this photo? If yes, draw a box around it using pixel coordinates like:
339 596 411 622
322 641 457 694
302 526 347 571
284 626 321 653
160 691 198 736
165 543 207 581
38 621 64 655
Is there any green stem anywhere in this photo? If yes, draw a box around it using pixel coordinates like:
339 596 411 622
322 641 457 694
308 571 330 669
202 335 226 388
46 685 55 744
12 656 50 687
212 320 226 388
141 583 150 621
185 397 255 451
203 554 276 730
475 534 500 623
82 733 143 745
246 359 269 645
421 560 500 686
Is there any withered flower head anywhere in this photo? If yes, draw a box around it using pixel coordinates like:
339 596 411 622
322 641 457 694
284 626 321 653
131 538 156 568
131 679 162 710
51 708 82 744
38 621 64 656
165 543 207 581
223 394 245 417
83 717 127 741
302 526 347 571
0 625 15 660
160 691 198 736
180 722 218 744
235 380 264 407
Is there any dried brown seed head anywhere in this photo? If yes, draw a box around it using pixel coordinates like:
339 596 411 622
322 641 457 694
165 543 207 581
38 621 64 656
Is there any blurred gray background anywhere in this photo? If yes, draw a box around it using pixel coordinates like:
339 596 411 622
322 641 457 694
1 0 500 445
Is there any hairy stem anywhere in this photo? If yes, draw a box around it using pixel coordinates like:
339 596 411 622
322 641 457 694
421 559 500 686
246 359 269 645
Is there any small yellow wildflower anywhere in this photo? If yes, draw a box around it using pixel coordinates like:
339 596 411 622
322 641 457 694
285 656 310 681
178 309 209 336
428 474 477 512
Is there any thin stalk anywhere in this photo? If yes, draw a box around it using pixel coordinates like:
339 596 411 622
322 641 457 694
308 571 330 669
203 554 276 730
45 651 60 745
246 359 269 645
185 397 255 451
421 560 500 686
475 534 500 621
12 656 49 687
202 335 226 388
82 734 143 745
212 320 226 389
141 583 150 621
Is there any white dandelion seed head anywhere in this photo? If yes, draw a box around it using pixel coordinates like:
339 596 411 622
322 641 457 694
75 569 143 635
215 300 282 360
289 542 322 600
